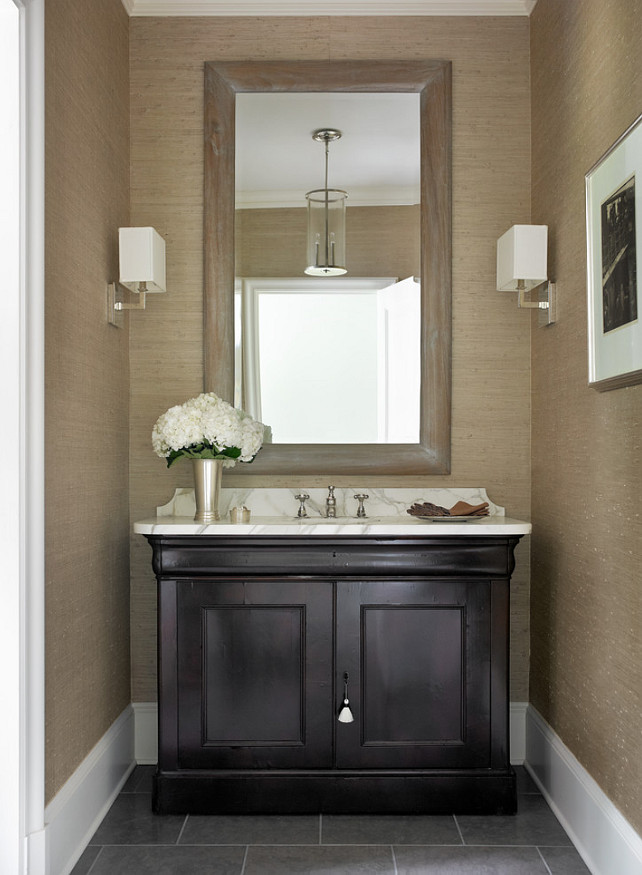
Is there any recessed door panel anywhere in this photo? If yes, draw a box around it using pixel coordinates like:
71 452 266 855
203 605 304 744
363 605 464 744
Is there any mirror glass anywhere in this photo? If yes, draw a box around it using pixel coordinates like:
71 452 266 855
234 93 421 445
235 276 421 443
204 60 451 475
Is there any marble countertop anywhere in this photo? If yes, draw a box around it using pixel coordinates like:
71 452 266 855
134 515 531 537
134 487 531 537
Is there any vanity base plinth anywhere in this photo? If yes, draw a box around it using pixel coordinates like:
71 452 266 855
152 769 517 816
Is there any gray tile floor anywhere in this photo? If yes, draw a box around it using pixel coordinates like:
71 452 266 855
71 766 591 874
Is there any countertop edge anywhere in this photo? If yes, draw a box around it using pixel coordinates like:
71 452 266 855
134 516 532 537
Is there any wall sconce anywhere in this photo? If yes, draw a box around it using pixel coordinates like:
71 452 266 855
107 226 166 327
496 224 556 326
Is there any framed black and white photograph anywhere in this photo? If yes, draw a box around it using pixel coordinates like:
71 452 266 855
586 113 642 390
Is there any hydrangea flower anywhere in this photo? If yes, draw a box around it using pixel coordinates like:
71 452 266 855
152 393 265 468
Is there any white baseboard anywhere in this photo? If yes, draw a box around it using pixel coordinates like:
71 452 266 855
132 700 529 767
510 701 527 764
44 705 135 875
133 701 158 764
526 705 642 875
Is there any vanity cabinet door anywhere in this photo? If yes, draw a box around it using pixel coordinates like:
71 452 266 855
334 579 498 770
173 578 334 770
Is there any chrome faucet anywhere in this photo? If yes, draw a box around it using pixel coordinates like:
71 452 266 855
326 485 337 518
295 493 310 518
354 493 369 518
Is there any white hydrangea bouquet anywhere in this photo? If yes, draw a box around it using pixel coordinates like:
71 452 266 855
152 392 265 468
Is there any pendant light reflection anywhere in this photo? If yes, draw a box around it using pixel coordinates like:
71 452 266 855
305 129 348 276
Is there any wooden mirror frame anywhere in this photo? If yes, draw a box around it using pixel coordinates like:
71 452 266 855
204 59 451 476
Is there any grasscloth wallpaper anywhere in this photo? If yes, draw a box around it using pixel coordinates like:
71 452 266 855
128 16 533 704
236 205 419 279
45 0 131 801
530 0 642 835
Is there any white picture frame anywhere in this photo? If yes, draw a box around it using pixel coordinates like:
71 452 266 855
586 113 642 390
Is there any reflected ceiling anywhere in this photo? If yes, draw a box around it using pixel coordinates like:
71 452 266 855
235 93 420 209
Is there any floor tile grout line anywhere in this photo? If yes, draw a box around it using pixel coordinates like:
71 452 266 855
121 841 536 848
536 846 555 875
239 844 249 875
83 844 103 875
175 814 189 845
453 813 466 845
88 840 577 849
446 842 570 848
390 843 399 875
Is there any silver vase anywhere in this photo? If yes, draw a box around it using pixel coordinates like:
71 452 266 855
192 458 223 522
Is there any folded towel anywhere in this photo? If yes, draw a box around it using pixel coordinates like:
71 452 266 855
449 500 489 516
407 500 489 518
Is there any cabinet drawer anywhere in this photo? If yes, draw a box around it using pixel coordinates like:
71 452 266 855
149 535 520 578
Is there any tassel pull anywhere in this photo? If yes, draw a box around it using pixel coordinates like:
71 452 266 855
337 672 354 723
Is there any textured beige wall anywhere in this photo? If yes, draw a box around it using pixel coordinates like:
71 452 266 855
45 0 131 802
237 205 419 278
129 16 533 703
530 0 642 835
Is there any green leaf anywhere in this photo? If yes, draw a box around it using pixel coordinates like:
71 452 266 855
166 449 183 468
163 441 246 468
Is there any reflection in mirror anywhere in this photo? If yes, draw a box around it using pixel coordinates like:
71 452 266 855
235 93 420 209
235 277 420 444
204 60 452 475
234 93 422 446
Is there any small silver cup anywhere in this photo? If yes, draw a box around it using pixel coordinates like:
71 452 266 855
229 506 251 523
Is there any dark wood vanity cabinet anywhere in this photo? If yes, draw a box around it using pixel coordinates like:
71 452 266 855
147 534 521 815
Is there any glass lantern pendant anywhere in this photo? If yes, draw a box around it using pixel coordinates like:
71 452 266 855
305 129 348 276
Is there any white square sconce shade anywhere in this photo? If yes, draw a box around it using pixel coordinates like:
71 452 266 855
119 226 166 294
108 226 167 326
495 223 555 325
496 224 548 292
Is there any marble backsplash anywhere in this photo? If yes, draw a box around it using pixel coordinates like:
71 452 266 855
157 486 504 520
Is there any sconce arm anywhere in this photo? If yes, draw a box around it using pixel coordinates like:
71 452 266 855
517 281 556 325
107 282 147 327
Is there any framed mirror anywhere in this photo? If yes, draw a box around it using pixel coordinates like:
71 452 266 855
204 60 451 475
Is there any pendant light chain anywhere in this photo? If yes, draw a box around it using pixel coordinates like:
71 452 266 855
323 133 331 267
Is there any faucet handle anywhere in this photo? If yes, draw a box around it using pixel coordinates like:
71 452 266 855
295 493 310 518
326 485 336 518
353 493 369 518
